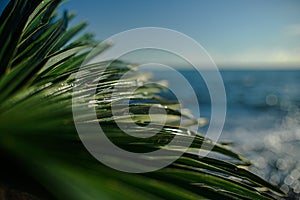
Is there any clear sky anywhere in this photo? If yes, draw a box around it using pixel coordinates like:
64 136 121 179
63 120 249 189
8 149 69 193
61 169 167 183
2 0 300 69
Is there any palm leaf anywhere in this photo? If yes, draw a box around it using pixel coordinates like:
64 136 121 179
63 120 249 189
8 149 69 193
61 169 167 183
0 0 285 199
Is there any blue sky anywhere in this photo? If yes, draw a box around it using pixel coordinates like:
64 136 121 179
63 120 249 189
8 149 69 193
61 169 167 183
2 0 300 68
57 0 300 69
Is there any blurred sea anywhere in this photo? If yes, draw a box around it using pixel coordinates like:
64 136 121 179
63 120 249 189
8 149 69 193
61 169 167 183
152 69 300 199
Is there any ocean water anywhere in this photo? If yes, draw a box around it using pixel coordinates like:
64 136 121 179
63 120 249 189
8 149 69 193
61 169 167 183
151 69 300 198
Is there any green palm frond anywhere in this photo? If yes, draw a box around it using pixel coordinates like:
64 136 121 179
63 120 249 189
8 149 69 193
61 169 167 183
0 0 285 199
